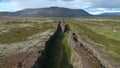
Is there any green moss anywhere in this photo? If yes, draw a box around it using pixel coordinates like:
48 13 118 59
43 24 72 68
44 25 64 68
62 32 72 68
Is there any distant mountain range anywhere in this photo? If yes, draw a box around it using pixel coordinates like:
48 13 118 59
100 12 120 16
0 7 91 17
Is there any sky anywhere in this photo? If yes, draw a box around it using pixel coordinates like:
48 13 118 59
0 0 120 14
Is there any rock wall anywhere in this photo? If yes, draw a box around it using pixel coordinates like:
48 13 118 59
36 20 120 68
1 30 54 68
77 33 120 68
31 21 63 68
33 21 120 68
59 20 66 33
67 31 120 68
68 32 101 68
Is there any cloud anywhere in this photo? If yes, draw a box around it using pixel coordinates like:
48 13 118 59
81 0 120 14
11 0 120 10
84 0 120 8
62 0 74 2
0 0 120 14
0 0 10 2
10 0 87 10
85 8 120 14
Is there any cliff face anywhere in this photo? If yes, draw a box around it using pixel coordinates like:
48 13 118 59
22 21 118 68
53 21 102 68
67 31 120 68
32 20 71 68
0 20 66 68
67 32 102 68
0 17 56 68
1 30 55 68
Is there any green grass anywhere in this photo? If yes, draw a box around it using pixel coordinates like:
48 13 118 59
0 21 55 44
62 32 72 68
78 24 120 54
43 24 72 68
61 24 72 68
5 21 37 24
0 27 42 44
67 18 120 64
44 26 64 68
79 20 120 41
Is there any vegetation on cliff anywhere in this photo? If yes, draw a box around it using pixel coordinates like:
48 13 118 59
43 24 72 68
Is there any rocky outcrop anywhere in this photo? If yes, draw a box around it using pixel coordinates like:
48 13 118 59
53 21 103 68
31 21 63 68
67 32 102 68
67 31 120 68
58 21 102 68
77 34 120 68
0 21 65 68
0 30 54 68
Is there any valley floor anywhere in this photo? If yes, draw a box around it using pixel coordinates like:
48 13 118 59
0 17 120 68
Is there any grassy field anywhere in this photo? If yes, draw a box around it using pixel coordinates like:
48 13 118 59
0 17 58 67
0 17 57 44
66 17 120 64
0 17 120 67
0 17 73 68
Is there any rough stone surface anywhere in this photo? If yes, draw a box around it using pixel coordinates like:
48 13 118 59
77 33 120 68
68 32 101 68
0 30 54 68
68 30 120 68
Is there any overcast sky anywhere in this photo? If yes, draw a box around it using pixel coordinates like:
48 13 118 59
0 0 120 14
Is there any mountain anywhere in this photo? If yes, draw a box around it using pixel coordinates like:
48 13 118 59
100 12 120 16
0 12 13 16
0 7 91 17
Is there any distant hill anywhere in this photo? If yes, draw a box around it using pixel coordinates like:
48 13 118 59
0 7 91 17
100 12 120 16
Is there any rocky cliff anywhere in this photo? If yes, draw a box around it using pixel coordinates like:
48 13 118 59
67 31 120 68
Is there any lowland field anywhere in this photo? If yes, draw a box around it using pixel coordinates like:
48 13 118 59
0 16 120 68
0 17 57 68
66 17 120 65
